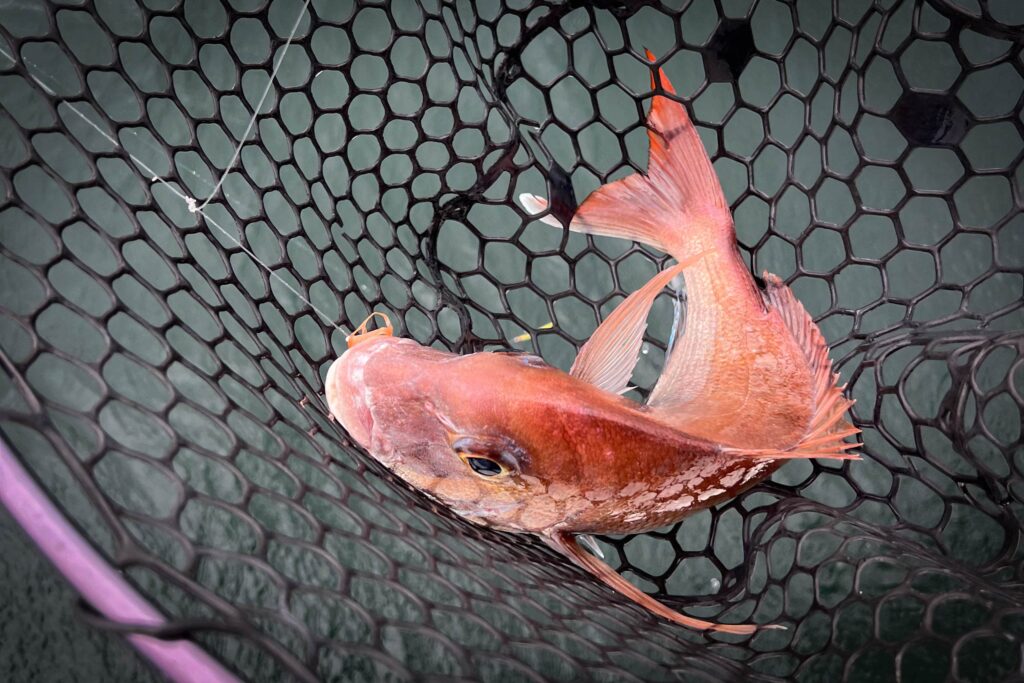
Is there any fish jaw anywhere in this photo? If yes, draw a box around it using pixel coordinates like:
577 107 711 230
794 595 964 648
325 335 404 449
325 350 371 447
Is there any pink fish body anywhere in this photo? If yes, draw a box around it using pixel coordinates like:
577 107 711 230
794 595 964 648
326 53 857 634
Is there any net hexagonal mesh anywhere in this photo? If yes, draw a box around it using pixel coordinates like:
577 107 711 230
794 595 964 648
0 0 1022 680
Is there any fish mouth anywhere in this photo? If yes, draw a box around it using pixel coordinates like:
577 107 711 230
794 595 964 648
325 354 374 448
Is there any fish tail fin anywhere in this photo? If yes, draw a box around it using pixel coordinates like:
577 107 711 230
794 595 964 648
723 274 861 462
519 50 733 260
545 532 782 635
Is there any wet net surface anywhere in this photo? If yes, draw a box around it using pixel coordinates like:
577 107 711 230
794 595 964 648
0 0 1022 680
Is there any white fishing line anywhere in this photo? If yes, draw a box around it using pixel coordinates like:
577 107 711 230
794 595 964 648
8 0 348 337
196 0 310 214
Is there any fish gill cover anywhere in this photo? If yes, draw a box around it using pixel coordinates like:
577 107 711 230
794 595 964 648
0 0 1022 681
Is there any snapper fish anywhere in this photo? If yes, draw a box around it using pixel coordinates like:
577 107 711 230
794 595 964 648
325 53 858 634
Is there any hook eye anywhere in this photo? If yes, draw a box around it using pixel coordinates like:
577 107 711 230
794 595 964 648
347 312 393 348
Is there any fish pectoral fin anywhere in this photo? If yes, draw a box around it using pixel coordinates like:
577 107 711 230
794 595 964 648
544 531 774 634
569 255 708 396
578 534 605 558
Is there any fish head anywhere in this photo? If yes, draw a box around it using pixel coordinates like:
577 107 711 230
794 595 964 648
326 325 575 531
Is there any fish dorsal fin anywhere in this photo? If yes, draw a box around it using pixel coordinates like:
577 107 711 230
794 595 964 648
545 531 775 633
721 273 860 461
570 255 704 395
762 274 833 406
519 50 731 262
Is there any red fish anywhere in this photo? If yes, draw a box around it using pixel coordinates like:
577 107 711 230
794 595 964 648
325 52 857 634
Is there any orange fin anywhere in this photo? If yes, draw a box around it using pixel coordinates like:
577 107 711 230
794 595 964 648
545 531 780 634
519 50 731 260
723 274 860 461
570 252 708 395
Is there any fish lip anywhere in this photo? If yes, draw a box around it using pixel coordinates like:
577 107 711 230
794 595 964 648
326 353 374 447
324 356 346 421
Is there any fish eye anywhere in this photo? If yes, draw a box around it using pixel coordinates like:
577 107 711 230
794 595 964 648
449 435 520 478
464 456 503 477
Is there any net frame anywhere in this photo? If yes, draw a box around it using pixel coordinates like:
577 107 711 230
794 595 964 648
0 0 1021 681
0 438 238 682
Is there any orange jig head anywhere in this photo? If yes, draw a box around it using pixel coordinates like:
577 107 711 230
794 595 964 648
346 312 394 349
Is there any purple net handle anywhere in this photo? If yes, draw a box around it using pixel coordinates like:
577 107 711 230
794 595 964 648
0 438 239 683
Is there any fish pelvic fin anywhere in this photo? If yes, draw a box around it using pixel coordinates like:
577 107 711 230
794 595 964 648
518 50 733 260
544 531 780 634
722 273 861 462
570 251 709 395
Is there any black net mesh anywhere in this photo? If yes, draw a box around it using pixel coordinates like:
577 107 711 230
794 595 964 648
1 0 1022 680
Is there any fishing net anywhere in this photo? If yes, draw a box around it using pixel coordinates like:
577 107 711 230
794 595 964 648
1 0 1022 680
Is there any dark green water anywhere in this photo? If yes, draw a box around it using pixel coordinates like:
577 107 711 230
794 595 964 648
0 506 158 683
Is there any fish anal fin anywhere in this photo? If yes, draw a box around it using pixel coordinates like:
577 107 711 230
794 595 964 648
545 531 777 635
570 253 707 395
724 443 861 461
721 273 861 462
518 51 732 262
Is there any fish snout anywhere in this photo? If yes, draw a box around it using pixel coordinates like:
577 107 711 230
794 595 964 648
325 353 374 448
324 333 454 456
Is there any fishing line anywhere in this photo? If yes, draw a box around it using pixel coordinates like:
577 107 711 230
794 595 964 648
3 1 348 338
195 0 311 214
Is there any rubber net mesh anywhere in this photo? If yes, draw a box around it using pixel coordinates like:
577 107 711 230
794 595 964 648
0 0 1022 681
